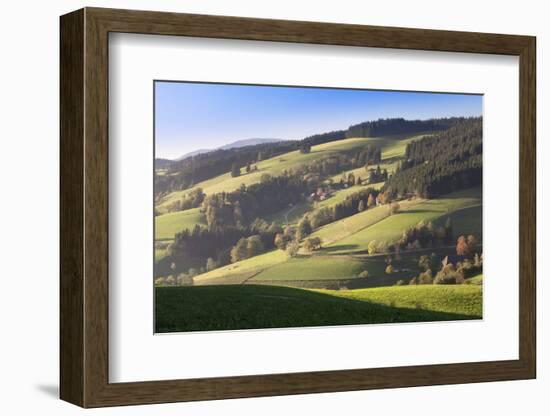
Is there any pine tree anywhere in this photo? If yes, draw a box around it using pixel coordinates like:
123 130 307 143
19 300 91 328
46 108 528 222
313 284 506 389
367 193 376 208
231 238 248 262
456 235 470 256
246 235 264 257
206 257 217 272
296 216 313 240
231 163 241 178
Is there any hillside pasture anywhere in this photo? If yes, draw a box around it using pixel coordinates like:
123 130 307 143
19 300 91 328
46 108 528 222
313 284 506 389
155 207 206 240
325 187 481 254
250 255 366 282
310 198 420 246
194 250 289 285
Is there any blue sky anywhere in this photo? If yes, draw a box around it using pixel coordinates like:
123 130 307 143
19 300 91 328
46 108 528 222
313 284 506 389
155 81 482 159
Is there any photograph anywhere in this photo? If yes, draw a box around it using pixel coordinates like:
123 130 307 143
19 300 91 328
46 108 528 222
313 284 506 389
153 81 483 333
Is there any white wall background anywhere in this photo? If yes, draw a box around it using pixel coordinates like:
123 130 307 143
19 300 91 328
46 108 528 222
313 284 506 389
0 0 546 414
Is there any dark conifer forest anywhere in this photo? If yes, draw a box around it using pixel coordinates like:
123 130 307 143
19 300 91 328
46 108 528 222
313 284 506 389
383 117 482 198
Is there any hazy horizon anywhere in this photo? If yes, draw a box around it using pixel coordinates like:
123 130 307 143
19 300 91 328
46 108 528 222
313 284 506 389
155 81 482 160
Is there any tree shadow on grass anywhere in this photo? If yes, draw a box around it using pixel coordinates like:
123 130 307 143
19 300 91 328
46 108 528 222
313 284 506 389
399 209 441 215
320 244 360 253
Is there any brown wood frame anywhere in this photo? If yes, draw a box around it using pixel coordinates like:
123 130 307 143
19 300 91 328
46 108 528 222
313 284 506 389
60 7 536 408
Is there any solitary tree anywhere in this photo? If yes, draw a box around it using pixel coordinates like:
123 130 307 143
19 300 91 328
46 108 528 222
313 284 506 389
231 162 241 178
444 217 453 243
206 257 217 272
286 240 300 257
467 234 478 253
456 235 471 256
347 172 356 187
274 233 286 250
283 224 293 239
367 193 376 208
418 254 432 272
304 237 322 252
246 235 264 257
296 216 313 240
273 233 286 250
246 162 251 173
390 201 400 215
231 238 248 263
368 240 378 255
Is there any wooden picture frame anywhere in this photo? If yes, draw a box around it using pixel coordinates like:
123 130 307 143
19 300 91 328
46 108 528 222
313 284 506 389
60 7 536 408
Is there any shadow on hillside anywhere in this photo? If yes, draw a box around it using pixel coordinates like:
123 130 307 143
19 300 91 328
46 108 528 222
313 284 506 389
399 209 441 214
155 284 480 333
320 244 360 253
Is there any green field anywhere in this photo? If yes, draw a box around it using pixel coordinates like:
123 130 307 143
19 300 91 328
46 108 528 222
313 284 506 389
310 198 419 246
194 250 289 285
251 255 366 281
155 284 482 332
155 208 206 240
325 187 482 254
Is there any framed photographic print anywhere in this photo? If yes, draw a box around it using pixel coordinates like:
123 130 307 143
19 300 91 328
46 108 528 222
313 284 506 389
60 7 536 408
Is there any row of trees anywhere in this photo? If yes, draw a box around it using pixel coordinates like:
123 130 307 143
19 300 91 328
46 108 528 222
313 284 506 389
345 117 464 138
310 187 381 229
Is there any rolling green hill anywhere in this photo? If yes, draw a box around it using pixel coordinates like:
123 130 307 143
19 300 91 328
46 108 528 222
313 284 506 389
325 187 481 254
157 134 425 211
156 284 482 332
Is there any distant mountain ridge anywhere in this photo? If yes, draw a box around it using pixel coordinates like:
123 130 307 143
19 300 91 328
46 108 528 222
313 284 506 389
160 138 284 165
219 138 282 150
